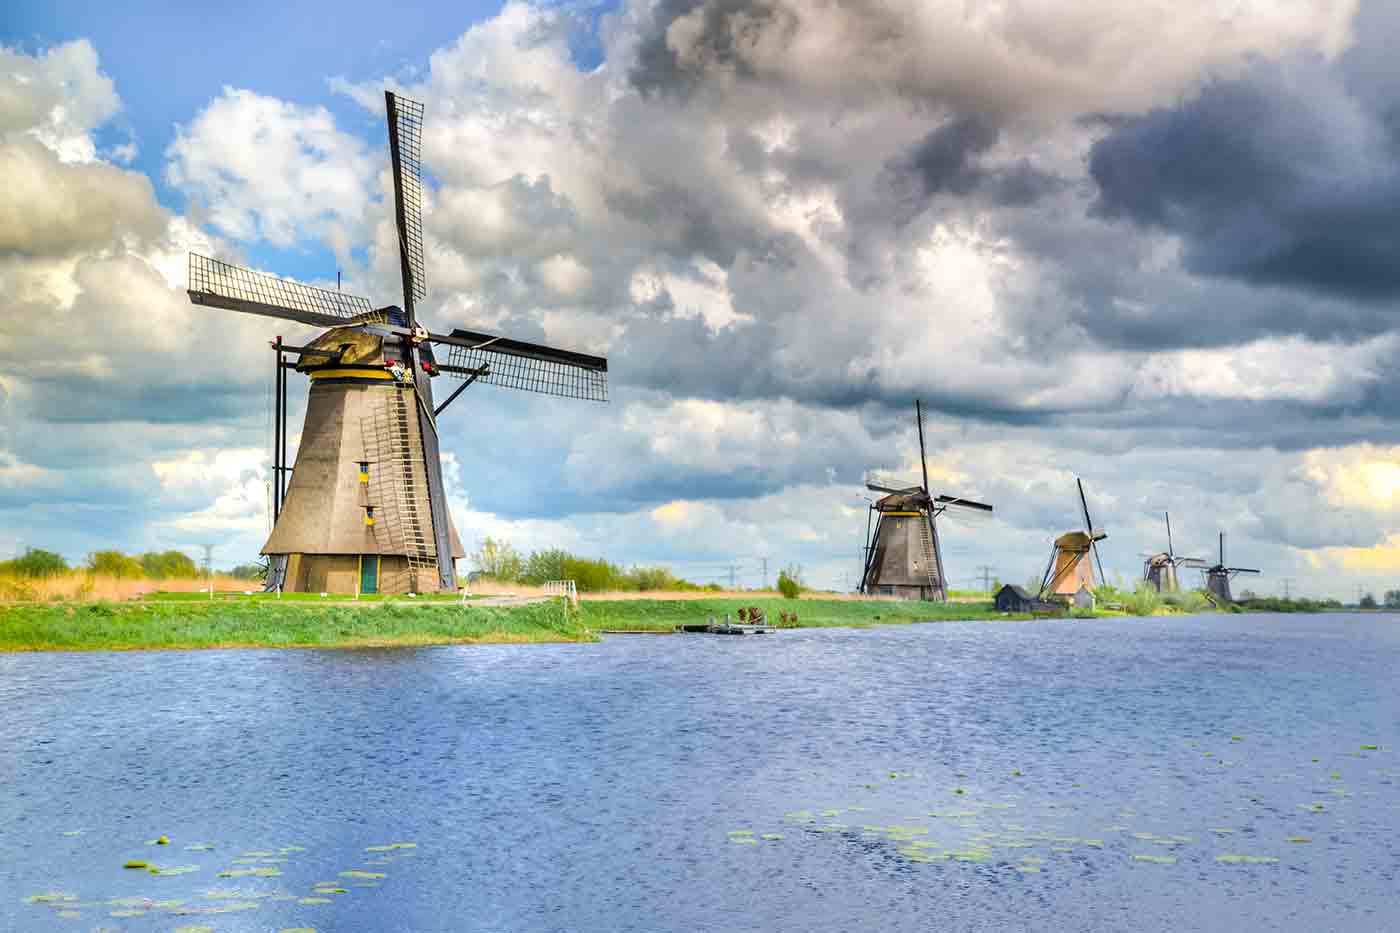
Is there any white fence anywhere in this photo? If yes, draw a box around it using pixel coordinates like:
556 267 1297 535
543 579 578 607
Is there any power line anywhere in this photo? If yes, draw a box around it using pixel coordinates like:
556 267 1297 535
976 564 996 592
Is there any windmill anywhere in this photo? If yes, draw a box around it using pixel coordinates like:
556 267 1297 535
185 91 608 594
1039 478 1107 600
1140 512 1206 593
859 401 993 601
1200 532 1259 605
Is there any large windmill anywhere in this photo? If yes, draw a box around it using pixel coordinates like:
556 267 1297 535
1200 532 1259 605
859 401 993 601
1039 478 1108 600
186 91 608 594
1140 512 1206 593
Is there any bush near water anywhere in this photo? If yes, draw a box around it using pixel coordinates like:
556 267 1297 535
472 538 721 592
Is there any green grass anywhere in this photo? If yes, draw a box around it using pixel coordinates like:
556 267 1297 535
579 597 1016 632
0 600 589 652
0 595 1039 652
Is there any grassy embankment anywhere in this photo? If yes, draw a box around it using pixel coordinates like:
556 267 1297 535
0 589 1018 651
582 597 1014 631
0 600 590 652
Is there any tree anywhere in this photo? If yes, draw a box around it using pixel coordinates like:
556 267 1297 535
777 570 802 599
139 550 198 579
523 548 570 584
87 550 145 579
229 563 266 581
1383 589 1400 610
473 537 524 581
0 548 69 577
1360 592 1378 609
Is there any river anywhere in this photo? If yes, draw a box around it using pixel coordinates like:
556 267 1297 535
2 613 1397 931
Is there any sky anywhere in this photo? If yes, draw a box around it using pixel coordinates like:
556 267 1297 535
3 0 1400 598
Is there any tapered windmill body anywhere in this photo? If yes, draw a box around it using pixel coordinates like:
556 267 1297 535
1039 478 1108 600
1201 532 1259 605
186 92 608 594
1141 512 1206 593
859 401 993 601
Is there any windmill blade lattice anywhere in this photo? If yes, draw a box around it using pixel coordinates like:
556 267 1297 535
442 330 608 402
188 253 373 327
386 92 427 304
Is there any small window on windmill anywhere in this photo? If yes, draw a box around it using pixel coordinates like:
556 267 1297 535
364 506 375 527
358 461 370 485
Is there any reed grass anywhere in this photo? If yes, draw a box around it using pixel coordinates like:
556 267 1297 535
0 571 243 603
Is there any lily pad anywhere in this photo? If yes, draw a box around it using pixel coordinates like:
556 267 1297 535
1216 854 1279 864
339 870 386 879
1131 855 1176 864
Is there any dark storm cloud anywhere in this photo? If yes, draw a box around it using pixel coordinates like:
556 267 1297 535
629 0 792 96
878 116 1064 221
1089 55 1400 303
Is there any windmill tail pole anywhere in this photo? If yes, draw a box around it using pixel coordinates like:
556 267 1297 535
916 399 930 496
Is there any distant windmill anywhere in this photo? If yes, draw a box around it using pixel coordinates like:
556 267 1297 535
184 91 608 594
1201 532 1259 605
1140 512 1206 593
1039 478 1108 600
859 401 993 601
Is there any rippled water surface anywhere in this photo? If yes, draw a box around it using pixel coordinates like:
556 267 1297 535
2 614 1398 931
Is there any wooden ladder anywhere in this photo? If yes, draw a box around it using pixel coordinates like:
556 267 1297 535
918 516 939 593
363 387 437 592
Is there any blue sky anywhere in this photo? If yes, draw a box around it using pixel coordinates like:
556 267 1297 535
3 0 604 279
5 1 1400 598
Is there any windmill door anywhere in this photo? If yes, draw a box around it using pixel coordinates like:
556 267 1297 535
360 556 379 595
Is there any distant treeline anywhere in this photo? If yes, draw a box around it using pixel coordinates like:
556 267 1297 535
1238 595 1348 613
472 538 720 593
0 548 263 581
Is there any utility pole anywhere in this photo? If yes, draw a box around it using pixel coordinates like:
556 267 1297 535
201 544 215 600
1281 578 1293 600
760 556 770 591
727 563 739 591
977 564 996 593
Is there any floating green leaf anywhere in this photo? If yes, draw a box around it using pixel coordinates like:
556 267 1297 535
1131 855 1176 864
1216 854 1279 864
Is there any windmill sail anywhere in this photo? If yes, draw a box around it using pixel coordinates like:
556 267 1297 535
441 330 609 402
385 91 427 307
188 253 373 327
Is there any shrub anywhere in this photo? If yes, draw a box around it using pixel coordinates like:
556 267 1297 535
473 537 524 582
777 570 802 599
229 562 266 580
138 550 199 579
1121 583 1162 616
86 550 145 579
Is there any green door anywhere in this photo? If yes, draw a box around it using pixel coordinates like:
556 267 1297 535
360 556 379 595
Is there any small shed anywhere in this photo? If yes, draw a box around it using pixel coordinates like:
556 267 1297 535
996 582 1041 610
1073 585 1096 611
